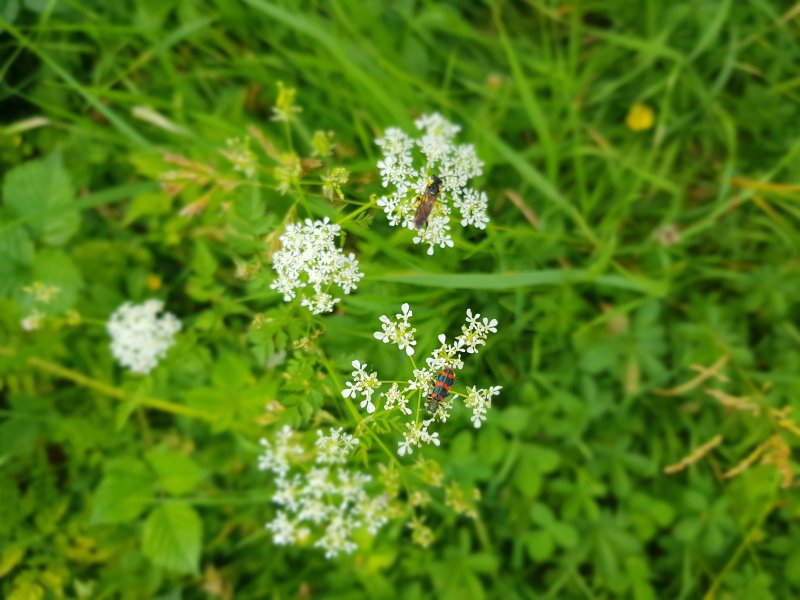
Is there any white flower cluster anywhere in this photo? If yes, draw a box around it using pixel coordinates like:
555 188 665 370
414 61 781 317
341 360 381 414
270 217 364 315
463 385 502 428
342 305 501 455
373 302 416 355
375 113 489 255
106 299 181 374
259 426 390 559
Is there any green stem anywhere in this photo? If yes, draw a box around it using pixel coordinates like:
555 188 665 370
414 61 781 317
703 499 776 600
338 198 375 224
2 348 235 426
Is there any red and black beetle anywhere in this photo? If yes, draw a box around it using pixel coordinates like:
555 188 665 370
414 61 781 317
426 366 455 413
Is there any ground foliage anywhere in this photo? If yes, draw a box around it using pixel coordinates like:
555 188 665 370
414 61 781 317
1 1 800 598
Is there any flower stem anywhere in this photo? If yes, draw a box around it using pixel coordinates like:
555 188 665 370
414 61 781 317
1 348 240 428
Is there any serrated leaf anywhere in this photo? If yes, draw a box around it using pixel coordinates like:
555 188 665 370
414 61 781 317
91 459 156 524
2 154 80 246
146 446 206 495
142 502 202 574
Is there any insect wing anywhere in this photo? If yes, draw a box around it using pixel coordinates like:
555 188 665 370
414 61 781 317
413 195 436 230
413 178 443 230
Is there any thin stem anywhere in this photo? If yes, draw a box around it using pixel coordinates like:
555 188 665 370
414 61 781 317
1 348 237 427
703 499 776 600
338 198 375 224
318 353 361 425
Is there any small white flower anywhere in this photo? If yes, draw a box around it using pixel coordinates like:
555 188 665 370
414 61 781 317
342 360 381 414
106 299 181 374
341 381 358 399
407 367 435 394
361 397 376 414
453 189 490 229
463 385 502 429
426 334 465 372
271 218 364 314
258 425 303 477
273 474 304 511
21 310 44 332
381 383 412 415
456 309 498 354
358 495 390 535
397 436 414 457
373 303 417 355
266 511 306 545
315 513 358 559
315 427 359 465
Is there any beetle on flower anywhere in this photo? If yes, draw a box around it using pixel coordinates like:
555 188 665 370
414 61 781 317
341 305 501 456
375 113 490 255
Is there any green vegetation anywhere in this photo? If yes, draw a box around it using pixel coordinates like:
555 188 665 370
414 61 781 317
2 1 800 598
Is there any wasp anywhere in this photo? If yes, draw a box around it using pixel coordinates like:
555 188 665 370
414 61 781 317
413 175 443 229
425 366 455 413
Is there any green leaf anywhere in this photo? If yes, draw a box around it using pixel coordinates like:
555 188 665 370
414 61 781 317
550 522 578 549
526 530 554 561
2 154 80 246
211 351 253 390
494 407 530 434
91 458 156 524
146 446 206 496
0 418 39 456
374 269 667 296
530 503 554 527
0 218 34 297
528 445 560 473
31 249 83 311
141 502 202 574
786 547 800 587
514 458 542 498
124 192 172 224
0 474 22 535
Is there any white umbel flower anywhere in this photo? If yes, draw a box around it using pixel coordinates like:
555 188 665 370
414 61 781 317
373 303 417 355
345 305 501 450
258 425 390 559
341 360 381 414
375 113 489 254
271 217 364 315
106 299 181 374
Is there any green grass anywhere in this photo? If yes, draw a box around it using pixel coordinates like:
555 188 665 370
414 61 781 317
2 1 800 598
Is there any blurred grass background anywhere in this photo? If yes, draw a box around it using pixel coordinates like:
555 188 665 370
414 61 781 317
2 1 800 598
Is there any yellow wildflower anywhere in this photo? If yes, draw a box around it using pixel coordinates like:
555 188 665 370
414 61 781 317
626 102 655 132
